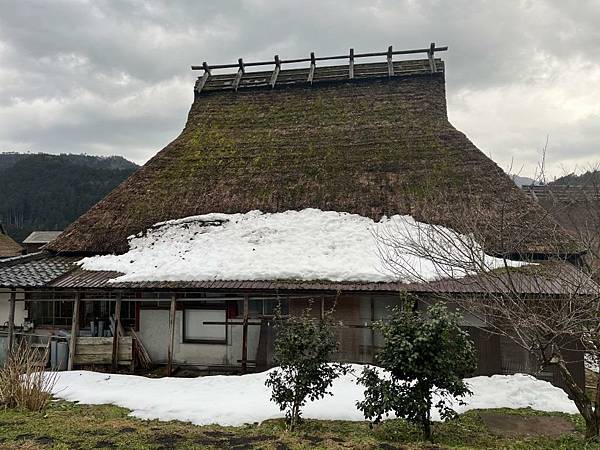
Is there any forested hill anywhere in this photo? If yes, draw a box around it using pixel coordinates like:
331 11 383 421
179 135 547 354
0 153 138 243
550 170 599 186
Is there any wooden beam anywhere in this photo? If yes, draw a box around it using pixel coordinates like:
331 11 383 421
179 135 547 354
67 293 81 371
349 48 354 79
241 295 249 373
270 55 280 88
7 289 16 355
111 294 122 370
427 42 436 73
166 294 176 376
194 62 211 94
232 58 245 91
370 295 375 359
387 45 394 77
191 45 449 71
308 52 316 84
320 296 325 320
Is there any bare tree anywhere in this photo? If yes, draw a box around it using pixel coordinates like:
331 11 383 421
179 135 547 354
375 184 600 439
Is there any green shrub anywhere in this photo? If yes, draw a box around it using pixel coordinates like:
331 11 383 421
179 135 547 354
357 299 476 441
265 304 349 430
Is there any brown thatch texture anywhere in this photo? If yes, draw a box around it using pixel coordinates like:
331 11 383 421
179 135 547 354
0 232 23 258
47 63 580 256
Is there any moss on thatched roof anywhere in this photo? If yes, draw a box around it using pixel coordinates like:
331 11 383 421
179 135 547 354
47 59 580 256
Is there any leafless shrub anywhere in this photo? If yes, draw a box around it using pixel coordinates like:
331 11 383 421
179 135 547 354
375 175 600 439
0 340 57 411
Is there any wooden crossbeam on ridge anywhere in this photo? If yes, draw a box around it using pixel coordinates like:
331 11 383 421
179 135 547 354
193 43 447 93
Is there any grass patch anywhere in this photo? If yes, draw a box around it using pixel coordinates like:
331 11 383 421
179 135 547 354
0 401 598 449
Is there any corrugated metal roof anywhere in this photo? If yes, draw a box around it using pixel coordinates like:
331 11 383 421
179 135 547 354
0 252 80 288
408 261 599 296
23 231 63 244
49 269 404 292
522 185 600 202
47 261 598 296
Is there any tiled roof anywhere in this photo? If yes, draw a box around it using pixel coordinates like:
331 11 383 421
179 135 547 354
0 253 80 288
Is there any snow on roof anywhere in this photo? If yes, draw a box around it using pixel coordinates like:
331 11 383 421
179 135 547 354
80 209 525 283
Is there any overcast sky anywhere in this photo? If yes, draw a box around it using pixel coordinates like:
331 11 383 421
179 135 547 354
0 0 599 178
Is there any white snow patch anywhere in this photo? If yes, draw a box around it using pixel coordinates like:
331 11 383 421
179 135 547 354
585 354 599 373
47 365 578 426
80 209 525 283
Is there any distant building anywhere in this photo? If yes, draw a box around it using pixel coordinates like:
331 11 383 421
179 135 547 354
23 231 63 253
0 225 23 259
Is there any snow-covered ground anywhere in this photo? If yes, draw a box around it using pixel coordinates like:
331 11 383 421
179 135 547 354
49 365 578 426
81 209 525 283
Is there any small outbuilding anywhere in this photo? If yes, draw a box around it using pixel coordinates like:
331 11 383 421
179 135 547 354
23 231 63 254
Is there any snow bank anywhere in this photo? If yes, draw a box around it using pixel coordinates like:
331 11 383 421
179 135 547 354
48 365 577 426
80 209 524 283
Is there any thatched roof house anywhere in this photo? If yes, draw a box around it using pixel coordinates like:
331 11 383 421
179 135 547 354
0 225 23 259
47 49 579 258
0 46 588 387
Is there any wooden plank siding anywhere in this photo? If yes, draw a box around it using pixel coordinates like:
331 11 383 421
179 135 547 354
74 336 132 365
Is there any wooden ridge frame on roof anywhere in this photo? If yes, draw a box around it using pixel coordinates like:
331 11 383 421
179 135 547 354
192 43 448 93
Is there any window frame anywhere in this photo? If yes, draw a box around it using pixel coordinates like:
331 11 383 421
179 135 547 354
182 304 228 345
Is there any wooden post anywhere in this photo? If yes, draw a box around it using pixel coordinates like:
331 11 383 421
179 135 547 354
308 52 316 84
67 293 81 371
349 48 354 79
166 295 176 376
270 55 280 88
241 295 249 373
194 62 211 94
320 296 325 320
232 58 245 91
7 289 16 355
111 294 122 370
387 45 394 76
370 295 375 360
427 42 436 73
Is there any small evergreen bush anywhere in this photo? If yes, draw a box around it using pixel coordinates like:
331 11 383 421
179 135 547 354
265 304 349 429
357 299 476 440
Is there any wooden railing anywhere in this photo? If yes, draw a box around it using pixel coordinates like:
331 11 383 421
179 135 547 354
191 43 448 93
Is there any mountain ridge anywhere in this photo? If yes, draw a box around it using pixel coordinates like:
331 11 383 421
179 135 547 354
0 153 138 243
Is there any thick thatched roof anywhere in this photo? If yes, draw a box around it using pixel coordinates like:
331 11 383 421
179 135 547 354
0 225 23 258
47 56 580 257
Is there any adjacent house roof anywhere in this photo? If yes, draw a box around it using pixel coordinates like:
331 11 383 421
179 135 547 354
0 224 23 258
23 231 63 245
46 48 580 257
0 253 79 288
